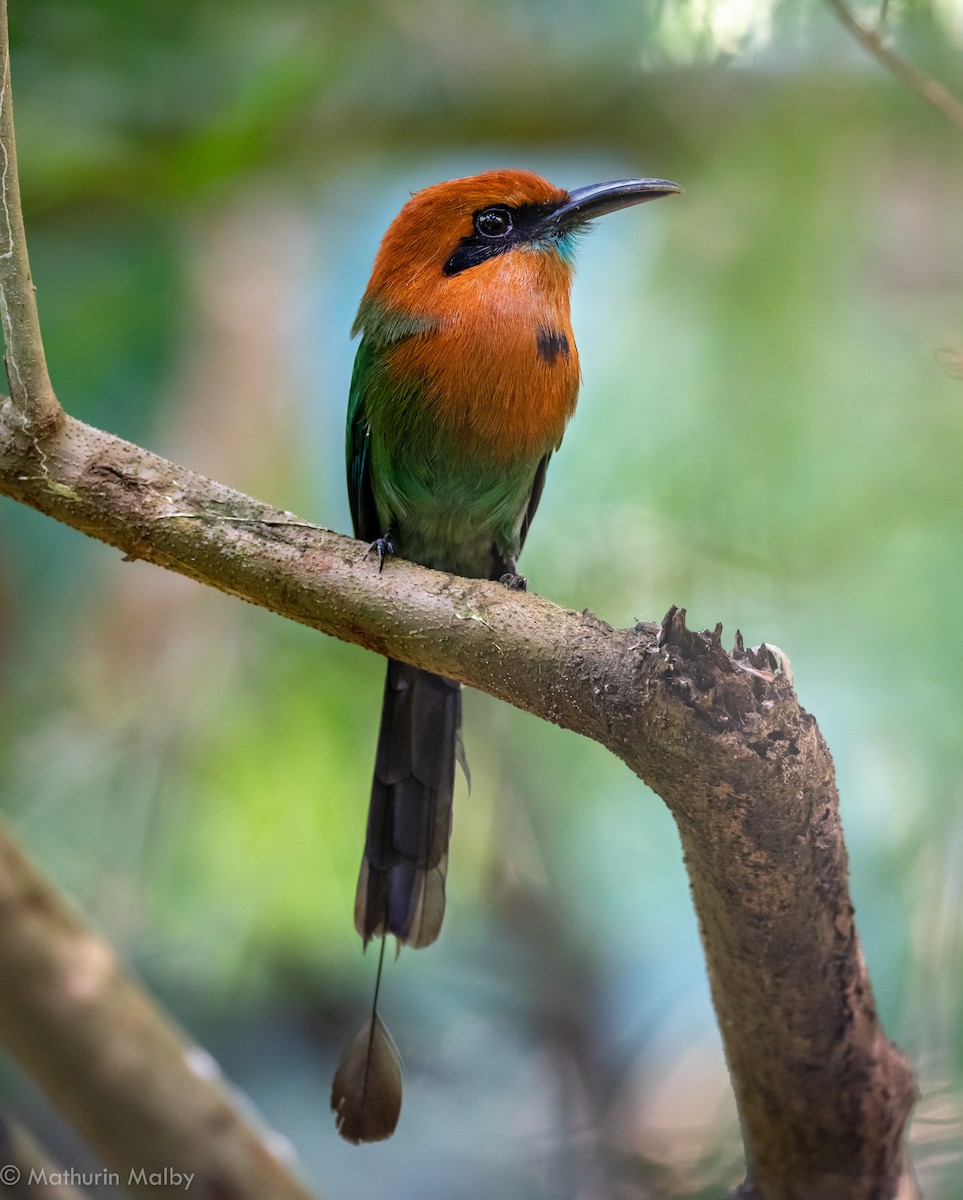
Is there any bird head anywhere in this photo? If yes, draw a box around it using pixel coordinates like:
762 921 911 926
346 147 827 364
357 169 681 328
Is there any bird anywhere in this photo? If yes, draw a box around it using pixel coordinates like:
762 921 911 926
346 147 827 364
331 168 681 1144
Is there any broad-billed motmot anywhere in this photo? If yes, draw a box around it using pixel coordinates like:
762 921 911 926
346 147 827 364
331 169 681 1143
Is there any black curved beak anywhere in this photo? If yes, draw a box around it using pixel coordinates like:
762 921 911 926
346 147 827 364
547 177 682 232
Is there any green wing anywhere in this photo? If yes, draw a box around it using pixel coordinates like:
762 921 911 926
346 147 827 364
519 452 551 552
346 336 381 542
346 303 439 542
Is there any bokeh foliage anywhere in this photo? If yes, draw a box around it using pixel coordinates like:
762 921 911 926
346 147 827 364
2 1 963 1196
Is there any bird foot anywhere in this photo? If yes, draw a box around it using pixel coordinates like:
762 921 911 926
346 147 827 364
368 535 395 572
498 572 528 591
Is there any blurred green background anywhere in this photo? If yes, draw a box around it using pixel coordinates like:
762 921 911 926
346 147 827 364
2 1 963 1196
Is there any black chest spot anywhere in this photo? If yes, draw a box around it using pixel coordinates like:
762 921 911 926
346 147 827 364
536 328 570 365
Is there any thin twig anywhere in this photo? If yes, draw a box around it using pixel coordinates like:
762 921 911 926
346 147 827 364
824 0 963 134
0 1 60 433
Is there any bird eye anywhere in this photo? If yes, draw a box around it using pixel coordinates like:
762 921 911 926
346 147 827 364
475 207 513 238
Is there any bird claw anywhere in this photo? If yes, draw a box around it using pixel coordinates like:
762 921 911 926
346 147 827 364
368 535 395 572
498 572 528 591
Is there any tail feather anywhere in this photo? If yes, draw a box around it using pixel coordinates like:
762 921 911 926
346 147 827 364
355 659 460 949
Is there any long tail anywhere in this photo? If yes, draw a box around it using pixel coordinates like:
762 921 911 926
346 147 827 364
332 660 460 1142
354 659 461 949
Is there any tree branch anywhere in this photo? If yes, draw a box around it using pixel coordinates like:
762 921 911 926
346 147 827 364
0 822 319 1200
824 0 963 134
0 400 918 1198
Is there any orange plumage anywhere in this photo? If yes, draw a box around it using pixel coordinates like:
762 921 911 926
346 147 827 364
360 170 580 462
